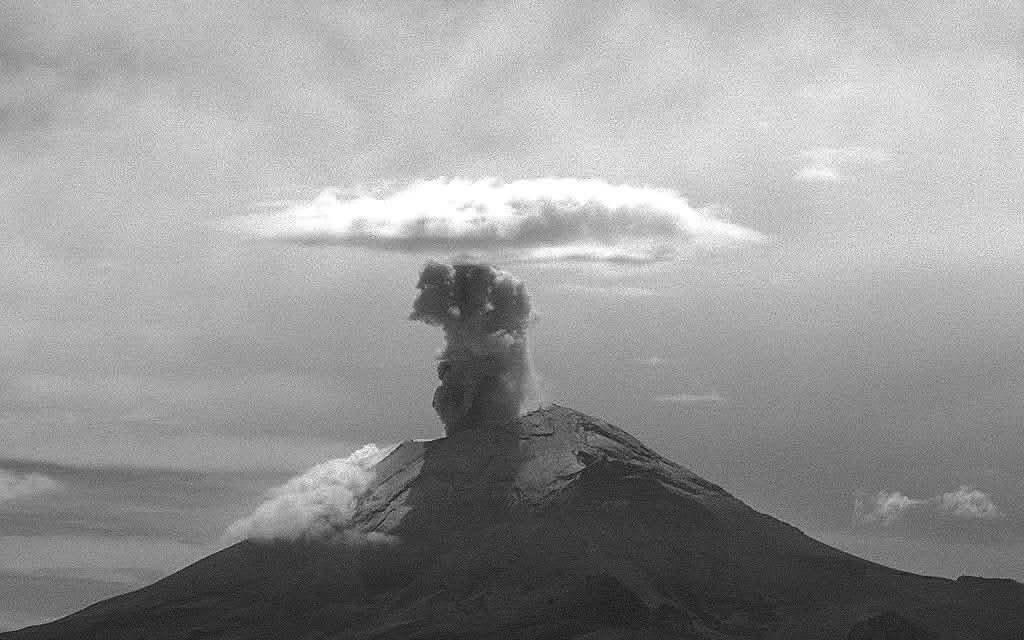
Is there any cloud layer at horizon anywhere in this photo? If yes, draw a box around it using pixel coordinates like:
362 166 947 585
233 178 765 264
0 470 61 503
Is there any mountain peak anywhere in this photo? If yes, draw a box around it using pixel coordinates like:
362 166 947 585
4 406 1023 640
354 404 728 539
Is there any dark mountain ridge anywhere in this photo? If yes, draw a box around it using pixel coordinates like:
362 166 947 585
4 405 1023 639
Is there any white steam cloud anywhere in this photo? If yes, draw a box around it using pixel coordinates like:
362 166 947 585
224 444 391 542
0 469 62 502
938 486 1002 519
856 485 1002 525
856 491 930 525
233 178 764 264
411 262 540 434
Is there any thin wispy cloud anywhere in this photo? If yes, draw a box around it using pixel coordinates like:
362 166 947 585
560 284 665 298
654 391 727 406
793 164 842 183
0 612 50 634
856 491 929 525
0 534 209 585
794 146 886 183
640 356 670 366
231 178 765 264
856 486 1002 525
0 469 62 503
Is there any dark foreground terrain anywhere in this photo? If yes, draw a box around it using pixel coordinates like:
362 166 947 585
5 405 1023 639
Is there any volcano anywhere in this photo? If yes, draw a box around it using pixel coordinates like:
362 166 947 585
4 405 1023 639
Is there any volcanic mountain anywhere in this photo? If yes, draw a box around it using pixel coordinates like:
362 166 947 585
5 405 1023 639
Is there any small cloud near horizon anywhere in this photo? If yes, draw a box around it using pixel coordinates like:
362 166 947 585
856 486 1002 525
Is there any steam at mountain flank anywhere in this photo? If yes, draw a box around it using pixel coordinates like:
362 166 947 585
411 261 540 434
224 444 392 542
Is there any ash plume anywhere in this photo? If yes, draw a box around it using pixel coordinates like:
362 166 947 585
411 261 540 434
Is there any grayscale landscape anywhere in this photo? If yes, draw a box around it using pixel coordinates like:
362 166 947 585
2 1 1023 638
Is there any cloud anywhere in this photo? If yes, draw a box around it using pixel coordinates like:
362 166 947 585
856 486 1002 525
856 491 930 525
0 407 379 472
653 391 726 406
0 469 61 503
0 534 208 585
224 444 392 542
794 146 886 182
640 356 669 366
939 486 1001 519
793 164 842 182
561 284 665 298
231 178 765 264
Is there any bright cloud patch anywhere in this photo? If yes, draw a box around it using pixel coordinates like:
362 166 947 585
0 470 62 503
224 444 391 542
856 491 930 525
938 486 1001 519
794 146 885 182
857 486 1001 525
233 178 765 264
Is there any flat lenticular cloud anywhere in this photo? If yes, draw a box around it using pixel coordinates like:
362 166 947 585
856 486 1001 525
561 284 664 298
0 469 62 503
233 178 765 264
224 444 392 542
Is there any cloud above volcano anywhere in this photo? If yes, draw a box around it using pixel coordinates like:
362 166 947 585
233 178 765 264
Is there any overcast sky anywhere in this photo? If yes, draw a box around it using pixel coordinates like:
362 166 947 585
3 0 1024 629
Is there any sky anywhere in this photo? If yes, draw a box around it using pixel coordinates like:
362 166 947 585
2 0 1024 629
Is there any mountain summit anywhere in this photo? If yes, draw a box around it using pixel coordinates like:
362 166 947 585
5 405 1023 639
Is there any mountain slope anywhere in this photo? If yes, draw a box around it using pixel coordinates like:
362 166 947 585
4 405 1023 639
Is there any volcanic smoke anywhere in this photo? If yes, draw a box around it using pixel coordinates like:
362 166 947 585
410 261 540 434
